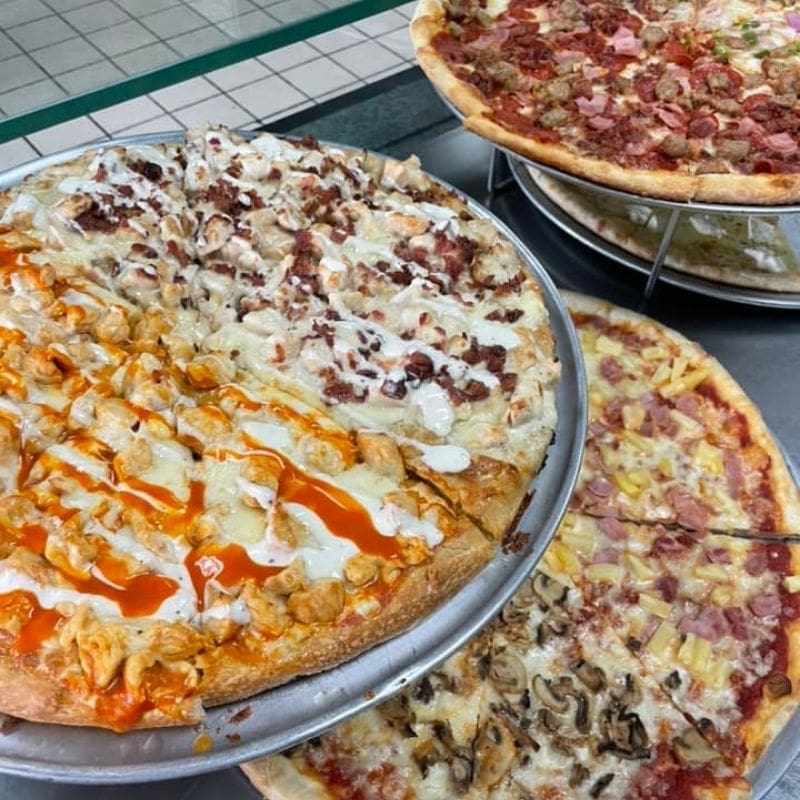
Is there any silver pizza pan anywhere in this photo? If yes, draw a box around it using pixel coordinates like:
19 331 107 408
507 156 800 310
0 132 587 783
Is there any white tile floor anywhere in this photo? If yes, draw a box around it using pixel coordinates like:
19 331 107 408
0 2 418 163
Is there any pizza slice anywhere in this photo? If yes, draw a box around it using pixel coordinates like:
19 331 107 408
0 142 196 308
179 126 560 538
243 568 750 799
546 512 800 770
565 291 800 533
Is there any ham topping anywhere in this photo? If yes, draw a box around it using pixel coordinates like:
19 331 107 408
666 487 711 530
704 547 732 565
588 116 616 130
593 547 621 565
764 132 798 157
722 450 744 498
598 517 626 540
654 575 678 602
724 607 750 641
612 25 641 57
576 94 609 116
750 594 782 618
744 548 768 577
739 117 763 137
587 476 614 497
786 11 800 31
679 607 730 641
599 355 623 383
657 108 685 129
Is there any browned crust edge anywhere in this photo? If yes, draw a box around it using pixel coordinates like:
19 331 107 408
532 170 800 293
0 518 491 730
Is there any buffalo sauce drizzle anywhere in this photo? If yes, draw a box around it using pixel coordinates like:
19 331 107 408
0 591 62 654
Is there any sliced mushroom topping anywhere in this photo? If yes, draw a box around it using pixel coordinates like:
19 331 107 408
473 720 516 789
532 675 569 714
433 720 457 750
493 703 540 752
696 717 718 743
663 670 682 690
569 762 590 788
571 660 607 693
489 650 528 695
532 572 568 611
476 653 491 681
536 615 571 646
536 707 561 732
575 693 590 734
414 671 452 704
764 672 792 700
450 753 473 791
380 695 416 736
589 773 615 798
598 708 651 760
672 727 721 765
412 737 449 777
616 674 642 708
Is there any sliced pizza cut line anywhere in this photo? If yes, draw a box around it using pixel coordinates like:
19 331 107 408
545 512 800 773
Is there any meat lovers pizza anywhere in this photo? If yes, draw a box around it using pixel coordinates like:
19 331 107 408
529 167 800 293
243 292 800 800
411 0 800 203
0 126 560 730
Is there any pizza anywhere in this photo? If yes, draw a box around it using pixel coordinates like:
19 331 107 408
411 0 800 203
243 292 800 799
566 292 800 533
528 167 800 293
0 127 560 730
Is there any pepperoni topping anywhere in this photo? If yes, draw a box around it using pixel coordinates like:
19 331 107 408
690 64 743 97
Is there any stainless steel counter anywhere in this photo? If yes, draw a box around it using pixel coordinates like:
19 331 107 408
2 126 798 799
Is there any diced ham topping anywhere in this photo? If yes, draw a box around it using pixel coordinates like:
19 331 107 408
722 450 744 498
653 534 688 554
657 108 685 130
593 547 620 565
738 117 763 136
582 65 605 80
588 116 616 130
679 607 730 641
588 420 608 437
587 476 614 497
744 548 768 577
598 517 626 541
723 607 750 641
674 393 700 419
666 487 711 530
764 132 798 157
641 616 661 644
786 11 800 31
599 355 623 383
612 25 641 57
654 575 678 602
704 547 732 565
576 94 609 117
750 594 782 618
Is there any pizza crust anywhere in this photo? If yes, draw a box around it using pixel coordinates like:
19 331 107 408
411 0 800 205
531 170 800 294
242 755 330 800
196 518 492 710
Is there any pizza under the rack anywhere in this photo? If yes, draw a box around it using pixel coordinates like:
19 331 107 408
0 127 560 730
529 167 800 293
243 292 800 800
411 0 800 203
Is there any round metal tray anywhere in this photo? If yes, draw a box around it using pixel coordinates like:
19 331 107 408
508 157 800 310
0 132 587 784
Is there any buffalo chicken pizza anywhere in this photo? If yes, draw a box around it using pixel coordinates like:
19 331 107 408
0 127 560 730
412 0 800 203
244 292 800 799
